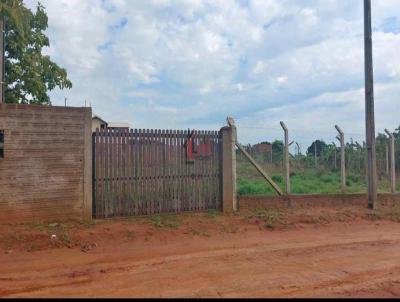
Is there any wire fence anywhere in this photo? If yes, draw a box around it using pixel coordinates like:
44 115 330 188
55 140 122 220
235 123 400 196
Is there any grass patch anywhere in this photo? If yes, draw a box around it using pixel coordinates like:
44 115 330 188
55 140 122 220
125 230 136 239
247 207 287 229
237 166 373 196
237 178 279 196
316 211 333 224
29 222 73 248
82 220 98 228
386 204 400 222
151 214 180 229
334 209 357 222
188 227 210 237
365 212 383 221
204 209 219 219
219 223 240 233
31 222 47 232
27 243 41 253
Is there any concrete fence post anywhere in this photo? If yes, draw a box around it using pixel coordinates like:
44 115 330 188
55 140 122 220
385 129 396 194
280 121 290 195
332 142 337 170
386 140 390 176
221 122 237 213
83 108 93 220
296 142 301 156
335 125 346 194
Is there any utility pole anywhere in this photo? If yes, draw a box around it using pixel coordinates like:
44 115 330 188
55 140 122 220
385 129 396 194
335 125 346 194
280 121 290 195
364 0 378 208
0 17 5 104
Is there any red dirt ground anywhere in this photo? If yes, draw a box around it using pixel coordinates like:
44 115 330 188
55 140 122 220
1 202 400 298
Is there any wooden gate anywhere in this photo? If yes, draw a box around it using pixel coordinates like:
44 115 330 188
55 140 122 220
92 128 222 218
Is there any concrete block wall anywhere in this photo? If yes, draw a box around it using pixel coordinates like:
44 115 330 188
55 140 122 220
239 193 400 211
0 104 92 223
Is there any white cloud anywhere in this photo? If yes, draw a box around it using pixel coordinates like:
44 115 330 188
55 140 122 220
23 0 400 148
252 60 268 75
276 76 288 85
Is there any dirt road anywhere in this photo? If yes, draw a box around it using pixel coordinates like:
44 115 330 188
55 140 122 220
1 219 400 298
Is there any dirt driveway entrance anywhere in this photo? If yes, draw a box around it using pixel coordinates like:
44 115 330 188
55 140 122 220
1 203 400 298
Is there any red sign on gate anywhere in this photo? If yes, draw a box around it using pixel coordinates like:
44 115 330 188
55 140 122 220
185 131 213 163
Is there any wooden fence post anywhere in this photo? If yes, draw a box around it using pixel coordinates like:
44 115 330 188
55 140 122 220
385 129 396 194
335 125 346 194
221 119 237 213
280 121 290 195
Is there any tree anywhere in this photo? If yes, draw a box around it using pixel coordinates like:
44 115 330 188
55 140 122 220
306 140 327 157
271 140 283 164
272 140 283 154
2 0 72 104
394 125 400 139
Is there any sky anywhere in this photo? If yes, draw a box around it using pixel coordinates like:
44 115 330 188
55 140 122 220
24 0 400 154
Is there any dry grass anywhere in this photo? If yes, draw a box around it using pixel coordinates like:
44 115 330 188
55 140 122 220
247 207 289 229
151 214 180 229
1 201 400 254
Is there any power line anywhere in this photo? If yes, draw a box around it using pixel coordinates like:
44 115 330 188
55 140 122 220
236 125 365 136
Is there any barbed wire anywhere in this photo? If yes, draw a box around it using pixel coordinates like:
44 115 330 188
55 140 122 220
236 125 366 137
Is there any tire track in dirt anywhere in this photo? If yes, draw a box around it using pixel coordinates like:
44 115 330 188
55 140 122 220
2 238 400 282
269 266 400 297
2 236 400 297
2 221 400 298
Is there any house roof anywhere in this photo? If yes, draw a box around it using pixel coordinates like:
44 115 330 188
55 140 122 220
92 115 107 124
107 122 130 128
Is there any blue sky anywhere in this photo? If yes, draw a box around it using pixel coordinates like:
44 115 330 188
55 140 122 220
25 0 400 152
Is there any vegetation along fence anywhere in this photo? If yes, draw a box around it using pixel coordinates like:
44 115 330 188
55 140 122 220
235 123 399 196
93 128 222 218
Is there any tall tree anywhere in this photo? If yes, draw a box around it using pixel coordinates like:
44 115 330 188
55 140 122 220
394 126 400 139
306 140 327 157
271 140 283 164
1 0 72 104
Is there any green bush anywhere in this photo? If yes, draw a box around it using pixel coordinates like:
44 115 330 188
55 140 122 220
347 174 361 183
320 174 334 183
272 175 283 183
237 178 274 196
